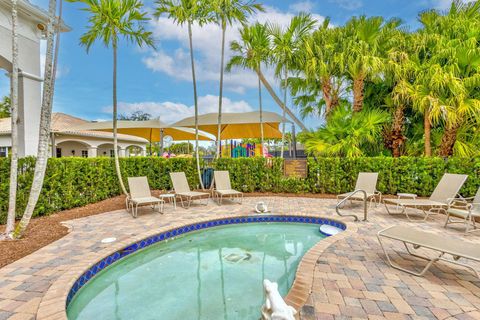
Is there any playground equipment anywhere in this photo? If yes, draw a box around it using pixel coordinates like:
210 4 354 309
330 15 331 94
220 141 270 158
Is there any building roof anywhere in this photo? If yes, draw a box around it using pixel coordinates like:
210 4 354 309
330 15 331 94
0 113 148 143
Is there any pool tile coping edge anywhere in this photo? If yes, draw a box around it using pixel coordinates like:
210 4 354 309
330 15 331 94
36 213 356 320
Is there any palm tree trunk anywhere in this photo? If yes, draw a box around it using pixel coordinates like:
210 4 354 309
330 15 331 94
4 0 19 239
258 66 264 151
424 109 432 157
439 124 459 157
256 69 307 132
391 105 405 157
280 66 287 158
352 76 365 113
216 23 226 159
13 0 57 238
113 43 128 195
188 22 204 189
321 77 333 117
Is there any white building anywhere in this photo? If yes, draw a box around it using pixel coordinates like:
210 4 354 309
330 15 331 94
0 112 148 158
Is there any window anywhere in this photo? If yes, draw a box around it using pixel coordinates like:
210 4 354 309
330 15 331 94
0 147 8 157
110 150 115 157
56 148 62 158
81 150 88 158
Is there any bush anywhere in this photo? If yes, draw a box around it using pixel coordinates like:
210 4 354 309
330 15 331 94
1 156 479 224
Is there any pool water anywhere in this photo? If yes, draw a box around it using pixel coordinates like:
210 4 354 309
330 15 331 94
67 223 325 320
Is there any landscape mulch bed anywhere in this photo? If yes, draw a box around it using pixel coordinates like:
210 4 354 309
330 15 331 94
0 192 337 269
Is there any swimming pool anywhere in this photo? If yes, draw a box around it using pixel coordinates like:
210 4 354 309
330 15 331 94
67 217 345 320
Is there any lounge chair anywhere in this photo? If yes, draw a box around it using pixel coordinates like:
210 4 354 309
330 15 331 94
170 172 210 208
213 171 243 205
383 173 468 221
337 172 381 207
444 186 480 234
377 225 480 278
127 177 164 218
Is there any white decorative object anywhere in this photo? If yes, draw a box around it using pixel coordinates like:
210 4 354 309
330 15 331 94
261 279 297 320
255 202 269 213
101 237 116 243
319 224 342 236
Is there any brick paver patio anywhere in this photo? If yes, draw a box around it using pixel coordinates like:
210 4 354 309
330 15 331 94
0 197 479 320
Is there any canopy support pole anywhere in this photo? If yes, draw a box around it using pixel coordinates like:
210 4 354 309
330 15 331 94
292 124 297 159
160 129 164 154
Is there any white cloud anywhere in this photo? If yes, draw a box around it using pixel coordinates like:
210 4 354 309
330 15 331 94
143 5 326 94
328 0 363 10
289 1 315 13
103 95 254 124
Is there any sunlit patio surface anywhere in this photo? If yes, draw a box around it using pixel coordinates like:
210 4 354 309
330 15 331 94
0 197 479 320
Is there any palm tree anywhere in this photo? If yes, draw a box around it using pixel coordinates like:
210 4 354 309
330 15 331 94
3 0 20 240
227 23 270 148
13 0 60 238
269 13 315 158
298 105 390 157
294 19 345 119
155 0 210 188
70 0 154 197
211 0 263 158
344 16 400 113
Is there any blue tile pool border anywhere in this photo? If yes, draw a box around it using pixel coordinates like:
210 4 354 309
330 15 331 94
66 215 346 307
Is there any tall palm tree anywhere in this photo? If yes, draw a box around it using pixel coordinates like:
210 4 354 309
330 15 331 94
155 0 210 188
13 0 60 238
269 13 315 157
212 0 263 158
293 19 345 119
344 16 400 113
3 0 20 240
70 0 153 197
227 23 270 148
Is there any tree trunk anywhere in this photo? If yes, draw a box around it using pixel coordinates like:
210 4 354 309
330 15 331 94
424 109 432 157
258 66 264 152
439 124 459 157
13 0 57 238
188 22 204 189
280 65 287 158
4 0 19 239
216 23 226 159
112 44 128 196
256 69 307 132
321 77 333 117
352 76 365 113
391 105 405 157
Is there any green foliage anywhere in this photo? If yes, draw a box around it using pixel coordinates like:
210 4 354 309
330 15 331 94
0 96 10 118
2 156 479 224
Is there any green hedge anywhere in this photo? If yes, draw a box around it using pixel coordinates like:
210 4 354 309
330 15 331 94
1 156 479 224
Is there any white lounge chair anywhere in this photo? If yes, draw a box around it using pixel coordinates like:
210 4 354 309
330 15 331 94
383 173 468 221
444 186 480 234
127 177 164 218
170 172 210 208
213 171 243 205
337 172 381 207
378 225 480 278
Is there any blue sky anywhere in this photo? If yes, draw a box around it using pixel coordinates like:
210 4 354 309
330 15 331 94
1 0 454 130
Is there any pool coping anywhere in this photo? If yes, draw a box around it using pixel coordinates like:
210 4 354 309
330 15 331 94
37 213 356 320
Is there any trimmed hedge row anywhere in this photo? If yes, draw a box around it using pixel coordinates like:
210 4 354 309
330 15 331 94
1 156 479 224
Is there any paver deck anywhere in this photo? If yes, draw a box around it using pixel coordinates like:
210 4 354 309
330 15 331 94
0 197 479 319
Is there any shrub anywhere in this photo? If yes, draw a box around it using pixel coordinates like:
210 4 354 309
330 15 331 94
0 156 478 224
